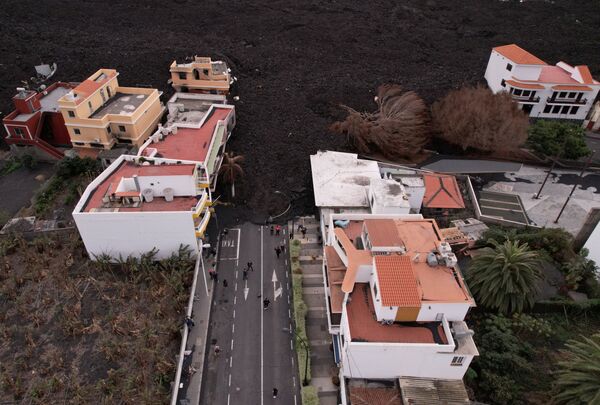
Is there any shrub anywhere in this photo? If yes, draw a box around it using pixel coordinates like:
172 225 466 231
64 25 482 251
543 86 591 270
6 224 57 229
527 120 591 160
301 385 319 405
554 334 600 404
431 85 529 153
330 84 430 160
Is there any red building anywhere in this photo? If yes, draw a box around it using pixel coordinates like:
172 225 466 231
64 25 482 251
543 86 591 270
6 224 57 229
2 83 76 159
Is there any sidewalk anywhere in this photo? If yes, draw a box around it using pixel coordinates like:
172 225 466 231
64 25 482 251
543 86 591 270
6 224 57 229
179 248 217 404
291 216 339 405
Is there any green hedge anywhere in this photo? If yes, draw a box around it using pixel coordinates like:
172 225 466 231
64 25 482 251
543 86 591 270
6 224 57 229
533 299 600 318
292 273 311 384
301 385 319 405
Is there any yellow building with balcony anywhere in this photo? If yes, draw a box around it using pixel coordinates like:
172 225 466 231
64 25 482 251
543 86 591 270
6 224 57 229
170 57 230 95
57 69 165 151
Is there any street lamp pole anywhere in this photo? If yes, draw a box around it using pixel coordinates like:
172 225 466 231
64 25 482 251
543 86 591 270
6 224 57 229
283 328 309 386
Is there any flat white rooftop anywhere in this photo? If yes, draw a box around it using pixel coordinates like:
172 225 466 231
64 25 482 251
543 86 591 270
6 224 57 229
310 151 381 207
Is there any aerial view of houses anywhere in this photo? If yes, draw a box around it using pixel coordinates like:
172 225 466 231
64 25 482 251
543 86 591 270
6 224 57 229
1 1 600 405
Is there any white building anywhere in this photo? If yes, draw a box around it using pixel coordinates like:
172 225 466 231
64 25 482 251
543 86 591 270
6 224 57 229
137 93 236 192
484 44 600 120
584 101 600 132
73 154 212 260
321 213 478 404
310 151 426 237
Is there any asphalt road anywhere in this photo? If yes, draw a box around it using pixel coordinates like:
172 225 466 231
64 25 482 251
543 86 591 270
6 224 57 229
200 222 300 405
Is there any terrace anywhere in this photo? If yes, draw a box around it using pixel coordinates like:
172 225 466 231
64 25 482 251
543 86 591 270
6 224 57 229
346 284 447 344
90 92 148 118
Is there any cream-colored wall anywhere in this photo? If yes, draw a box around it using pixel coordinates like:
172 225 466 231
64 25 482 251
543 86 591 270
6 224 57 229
170 63 229 91
60 78 119 121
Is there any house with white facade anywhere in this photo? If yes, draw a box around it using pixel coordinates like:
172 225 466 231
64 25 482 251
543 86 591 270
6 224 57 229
310 151 426 237
73 154 212 260
484 44 600 120
321 213 478 405
137 93 236 192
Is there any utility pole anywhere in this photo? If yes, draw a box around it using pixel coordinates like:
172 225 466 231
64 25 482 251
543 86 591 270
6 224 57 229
534 159 556 199
554 152 595 224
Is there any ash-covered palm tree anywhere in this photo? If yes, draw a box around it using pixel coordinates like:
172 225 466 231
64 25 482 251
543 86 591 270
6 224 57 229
467 239 542 314
219 152 244 198
554 333 600 404
330 84 430 160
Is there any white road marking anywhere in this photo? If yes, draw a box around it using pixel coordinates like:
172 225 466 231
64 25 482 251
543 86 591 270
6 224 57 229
294 394 297 405
291 356 294 366
233 309 236 319
235 270 238 279
228 373 232 387
285 259 288 266
234 296 237 305
288 309 291 318
234 283 237 292
232 324 235 334
230 356 233 368
231 339 234 350
244 279 249 301
290 339 293 350
228 393 231 405
260 225 264 405
235 228 241 266
274 286 282 301
293 376 296 387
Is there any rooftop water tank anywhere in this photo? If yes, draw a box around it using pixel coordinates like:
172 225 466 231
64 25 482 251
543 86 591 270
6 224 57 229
142 188 154 203
163 187 174 202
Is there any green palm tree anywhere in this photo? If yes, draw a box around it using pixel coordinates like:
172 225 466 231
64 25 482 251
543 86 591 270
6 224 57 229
554 334 600 404
467 239 542 314
219 152 244 198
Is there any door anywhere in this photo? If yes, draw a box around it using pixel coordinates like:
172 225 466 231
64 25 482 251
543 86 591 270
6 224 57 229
194 69 200 80
522 104 533 114
395 307 420 322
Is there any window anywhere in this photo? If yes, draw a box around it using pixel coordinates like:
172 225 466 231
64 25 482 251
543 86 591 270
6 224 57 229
74 128 81 135
570 106 579 115
106 126 112 134
451 356 465 366
88 101 93 111
68 110 75 118
561 105 570 114
373 282 378 299
178 72 186 80
14 127 25 137
73 142 85 146
119 125 126 132
500 79 506 87
543 105 552 114
513 89 522 96
522 90 531 97
90 142 103 148
568 92 576 98
559 92 567 98
203 69 209 76
552 105 561 114
117 138 133 144
506 63 513 71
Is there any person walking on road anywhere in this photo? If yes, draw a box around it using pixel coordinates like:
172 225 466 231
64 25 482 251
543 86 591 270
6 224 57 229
214 271 219 282
275 225 281 235
184 316 195 329
214 345 221 356
272 388 278 398
243 269 248 280
280 242 286 253
270 225 274 235
223 279 228 288
247 261 254 271
275 246 281 258
301 226 307 239
263 298 270 310
208 268 216 280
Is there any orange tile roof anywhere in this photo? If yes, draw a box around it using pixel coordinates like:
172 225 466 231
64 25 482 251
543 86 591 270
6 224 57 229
505 79 545 90
349 386 402 405
364 219 403 247
576 65 594 84
422 174 465 209
493 44 546 65
552 84 593 91
375 255 421 307
346 284 447 343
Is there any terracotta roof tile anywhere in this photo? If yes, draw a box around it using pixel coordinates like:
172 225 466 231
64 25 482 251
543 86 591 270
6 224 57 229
375 255 421 307
364 219 403 247
505 79 545 90
576 65 594 84
349 386 402 405
493 44 546 65
552 84 593 91
422 174 465 209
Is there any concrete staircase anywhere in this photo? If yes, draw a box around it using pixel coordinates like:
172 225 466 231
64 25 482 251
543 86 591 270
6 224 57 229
294 216 339 405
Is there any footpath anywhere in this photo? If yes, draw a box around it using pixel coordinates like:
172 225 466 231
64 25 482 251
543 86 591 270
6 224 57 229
293 216 339 405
